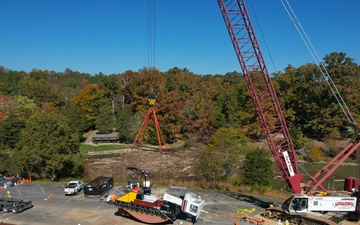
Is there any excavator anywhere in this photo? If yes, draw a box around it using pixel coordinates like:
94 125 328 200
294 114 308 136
217 0 360 224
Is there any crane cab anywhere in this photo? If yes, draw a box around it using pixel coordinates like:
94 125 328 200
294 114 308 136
283 194 309 214
283 194 357 214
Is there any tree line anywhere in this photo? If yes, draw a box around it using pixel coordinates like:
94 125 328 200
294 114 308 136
0 52 359 184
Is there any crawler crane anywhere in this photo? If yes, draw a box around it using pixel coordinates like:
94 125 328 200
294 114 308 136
217 0 360 224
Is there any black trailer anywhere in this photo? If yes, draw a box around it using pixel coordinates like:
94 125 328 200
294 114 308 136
1 198 33 213
84 176 113 197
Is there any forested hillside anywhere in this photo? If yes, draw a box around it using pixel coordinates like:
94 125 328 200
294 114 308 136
0 52 359 181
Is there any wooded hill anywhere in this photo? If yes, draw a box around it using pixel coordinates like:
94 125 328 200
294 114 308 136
0 51 359 180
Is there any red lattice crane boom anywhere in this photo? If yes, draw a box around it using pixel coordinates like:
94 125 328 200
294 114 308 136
217 0 305 194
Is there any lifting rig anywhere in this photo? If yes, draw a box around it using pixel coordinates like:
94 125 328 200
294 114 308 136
131 93 168 153
217 0 360 224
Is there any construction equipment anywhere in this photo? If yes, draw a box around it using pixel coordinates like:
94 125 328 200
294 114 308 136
131 92 168 153
1 197 33 214
217 0 359 224
113 173 204 224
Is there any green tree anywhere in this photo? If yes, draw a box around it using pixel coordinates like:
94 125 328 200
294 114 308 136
102 74 121 123
0 68 24 96
116 108 134 143
324 52 360 137
16 95 36 119
196 128 249 182
17 69 63 106
242 148 274 189
95 104 115 134
14 111 82 179
55 68 91 103
0 114 25 150
275 63 343 139
61 104 89 140
0 114 26 174
289 127 310 149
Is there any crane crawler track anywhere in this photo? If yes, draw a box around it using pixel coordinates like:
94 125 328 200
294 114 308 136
264 207 337 225
117 201 173 224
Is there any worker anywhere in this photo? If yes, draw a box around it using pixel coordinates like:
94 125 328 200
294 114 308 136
277 219 282 225
285 220 289 225
292 198 300 210
7 191 12 199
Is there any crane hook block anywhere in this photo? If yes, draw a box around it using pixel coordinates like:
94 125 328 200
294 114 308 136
148 93 156 106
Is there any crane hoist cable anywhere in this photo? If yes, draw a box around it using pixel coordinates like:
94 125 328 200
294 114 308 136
280 0 359 132
248 0 278 72
148 0 156 68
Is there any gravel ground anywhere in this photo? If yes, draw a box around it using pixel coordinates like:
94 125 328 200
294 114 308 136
0 183 277 225
0 183 358 225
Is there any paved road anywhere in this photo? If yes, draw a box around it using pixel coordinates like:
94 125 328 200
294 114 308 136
0 183 277 225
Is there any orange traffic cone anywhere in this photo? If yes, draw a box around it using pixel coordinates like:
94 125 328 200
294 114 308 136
235 218 239 225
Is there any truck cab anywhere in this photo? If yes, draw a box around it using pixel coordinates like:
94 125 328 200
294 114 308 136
283 194 357 214
182 192 204 220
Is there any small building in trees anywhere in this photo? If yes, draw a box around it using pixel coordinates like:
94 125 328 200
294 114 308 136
91 133 118 144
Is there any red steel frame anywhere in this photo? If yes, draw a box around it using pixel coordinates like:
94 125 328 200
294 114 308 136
131 107 167 154
304 139 360 194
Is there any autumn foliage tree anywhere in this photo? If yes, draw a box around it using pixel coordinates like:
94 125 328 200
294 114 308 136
70 84 107 130
306 146 324 163
0 51 359 179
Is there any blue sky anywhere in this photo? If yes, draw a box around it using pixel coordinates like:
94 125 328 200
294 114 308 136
1 0 359 75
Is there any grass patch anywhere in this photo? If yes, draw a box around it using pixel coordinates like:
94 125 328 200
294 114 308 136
80 144 130 153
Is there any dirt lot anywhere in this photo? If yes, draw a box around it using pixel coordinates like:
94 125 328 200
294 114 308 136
85 148 201 181
84 135 356 182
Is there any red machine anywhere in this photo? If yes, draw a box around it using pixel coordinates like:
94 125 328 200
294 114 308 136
217 0 359 223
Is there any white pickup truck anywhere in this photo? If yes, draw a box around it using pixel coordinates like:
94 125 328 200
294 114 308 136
64 180 84 195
